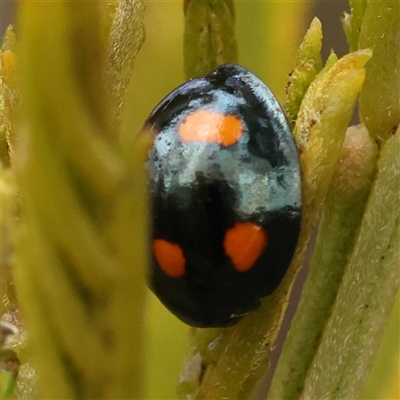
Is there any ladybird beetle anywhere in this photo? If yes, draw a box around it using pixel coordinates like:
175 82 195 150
144 64 301 327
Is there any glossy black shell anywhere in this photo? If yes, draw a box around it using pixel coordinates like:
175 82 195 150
145 64 301 327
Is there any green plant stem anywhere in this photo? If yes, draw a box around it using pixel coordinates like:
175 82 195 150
184 0 237 79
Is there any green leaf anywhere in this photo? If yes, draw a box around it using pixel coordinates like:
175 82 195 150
269 125 378 399
106 0 145 134
294 50 371 245
358 0 400 142
301 126 400 399
285 17 323 127
343 0 368 52
184 0 237 79
361 293 400 399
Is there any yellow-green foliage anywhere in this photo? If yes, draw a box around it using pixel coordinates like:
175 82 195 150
184 0 237 79
358 1 400 142
4 1 148 398
0 0 398 399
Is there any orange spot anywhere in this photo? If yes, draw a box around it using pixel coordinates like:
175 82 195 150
223 222 268 273
153 239 186 278
179 110 243 146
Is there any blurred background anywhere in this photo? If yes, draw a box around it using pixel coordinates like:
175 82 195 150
1 1 398 399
